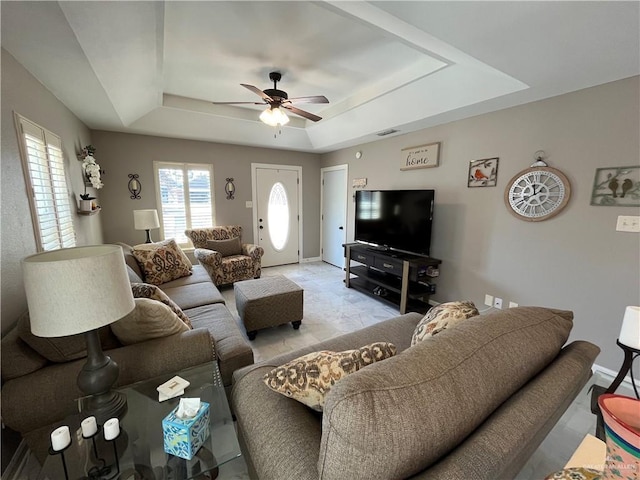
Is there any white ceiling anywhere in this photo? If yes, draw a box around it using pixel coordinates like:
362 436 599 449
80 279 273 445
2 1 638 153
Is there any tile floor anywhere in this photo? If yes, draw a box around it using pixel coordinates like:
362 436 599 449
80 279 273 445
6 261 630 479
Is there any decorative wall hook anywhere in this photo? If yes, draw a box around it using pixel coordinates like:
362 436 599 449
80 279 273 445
225 177 235 200
128 174 141 199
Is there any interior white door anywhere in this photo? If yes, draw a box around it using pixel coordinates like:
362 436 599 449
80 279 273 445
255 167 300 267
321 166 347 268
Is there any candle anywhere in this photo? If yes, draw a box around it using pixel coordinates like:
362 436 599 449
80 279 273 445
103 418 120 441
81 416 98 437
130 179 139 191
51 426 71 451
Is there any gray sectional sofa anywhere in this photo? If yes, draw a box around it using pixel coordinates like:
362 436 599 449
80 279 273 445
1 243 253 461
231 307 599 480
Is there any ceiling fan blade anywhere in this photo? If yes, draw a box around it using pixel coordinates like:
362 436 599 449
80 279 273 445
283 105 322 122
286 95 329 105
212 101 265 105
241 84 273 102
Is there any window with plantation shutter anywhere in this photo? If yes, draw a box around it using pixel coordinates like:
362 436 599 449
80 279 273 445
154 162 215 245
15 113 76 251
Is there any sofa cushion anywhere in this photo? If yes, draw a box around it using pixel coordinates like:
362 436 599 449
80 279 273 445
111 298 190 345
162 282 225 310
317 307 573 480
263 342 396 412
16 311 121 363
1 326 49 381
131 283 192 328
186 303 254 386
132 239 192 285
207 238 242 257
126 265 144 283
411 301 479 345
159 265 211 288
116 242 145 280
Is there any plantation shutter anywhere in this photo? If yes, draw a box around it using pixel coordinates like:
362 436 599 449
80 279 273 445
155 162 214 245
17 114 76 251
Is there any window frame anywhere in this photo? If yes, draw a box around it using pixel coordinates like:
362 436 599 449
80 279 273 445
14 112 77 252
153 161 215 247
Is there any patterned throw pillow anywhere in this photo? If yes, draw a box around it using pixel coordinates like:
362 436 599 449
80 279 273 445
411 301 479 346
263 342 397 412
131 283 192 328
132 239 192 285
206 238 242 257
111 298 189 345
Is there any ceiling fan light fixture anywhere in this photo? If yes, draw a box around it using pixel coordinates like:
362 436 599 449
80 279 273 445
259 106 289 127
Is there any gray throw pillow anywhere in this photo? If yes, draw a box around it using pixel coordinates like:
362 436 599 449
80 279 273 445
206 238 242 257
111 298 189 345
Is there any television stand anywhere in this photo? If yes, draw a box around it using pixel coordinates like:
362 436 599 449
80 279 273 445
344 243 442 314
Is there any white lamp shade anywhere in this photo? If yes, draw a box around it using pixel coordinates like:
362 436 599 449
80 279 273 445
259 107 289 127
619 306 640 350
133 209 160 230
22 245 135 337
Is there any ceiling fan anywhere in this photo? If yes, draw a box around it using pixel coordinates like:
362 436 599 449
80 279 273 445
213 72 329 125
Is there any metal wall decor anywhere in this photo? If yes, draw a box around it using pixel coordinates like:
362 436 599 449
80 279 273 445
225 178 235 200
591 166 640 206
128 174 141 199
468 157 499 187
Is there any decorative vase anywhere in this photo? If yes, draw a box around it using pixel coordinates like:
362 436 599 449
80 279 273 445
598 393 640 480
80 200 93 212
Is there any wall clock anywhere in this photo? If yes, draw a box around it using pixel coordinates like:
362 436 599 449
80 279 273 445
504 158 571 222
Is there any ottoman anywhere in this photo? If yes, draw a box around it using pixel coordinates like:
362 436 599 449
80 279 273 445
234 275 303 340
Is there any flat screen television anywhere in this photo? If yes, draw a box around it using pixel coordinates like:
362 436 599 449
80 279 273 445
355 189 434 256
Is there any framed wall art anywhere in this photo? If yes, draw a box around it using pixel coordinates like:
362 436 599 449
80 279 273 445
468 157 499 187
590 166 640 206
400 142 440 170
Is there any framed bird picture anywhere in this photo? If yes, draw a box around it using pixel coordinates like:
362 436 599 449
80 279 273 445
468 157 499 187
591 166 640 206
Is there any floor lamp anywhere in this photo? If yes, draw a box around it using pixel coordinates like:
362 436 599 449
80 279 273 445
134 209 160 243
22 245 135 424
590 306 640 439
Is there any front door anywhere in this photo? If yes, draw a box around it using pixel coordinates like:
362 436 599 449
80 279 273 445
254 165 300 267
321 165 348 268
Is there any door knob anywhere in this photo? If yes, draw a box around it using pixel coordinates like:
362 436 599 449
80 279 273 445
259 226 264 230
339 226 344 230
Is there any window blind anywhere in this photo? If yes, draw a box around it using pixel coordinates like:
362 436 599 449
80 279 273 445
155 162 215 245
16 114 76 251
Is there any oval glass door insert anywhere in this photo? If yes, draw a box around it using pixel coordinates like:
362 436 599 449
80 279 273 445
268 182 289 251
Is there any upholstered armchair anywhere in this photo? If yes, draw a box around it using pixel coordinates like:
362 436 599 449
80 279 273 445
185 226 264 286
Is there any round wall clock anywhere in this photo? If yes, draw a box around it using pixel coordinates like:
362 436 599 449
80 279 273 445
504 166 571 221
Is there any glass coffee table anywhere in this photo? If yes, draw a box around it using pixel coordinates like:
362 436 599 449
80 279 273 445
37 362 240 480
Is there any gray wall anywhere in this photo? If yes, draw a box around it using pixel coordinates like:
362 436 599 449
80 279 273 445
321 76 640 373
91 131 321 258
1 49 101 333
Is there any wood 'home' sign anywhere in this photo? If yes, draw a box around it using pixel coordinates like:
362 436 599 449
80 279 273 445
400 142 440 170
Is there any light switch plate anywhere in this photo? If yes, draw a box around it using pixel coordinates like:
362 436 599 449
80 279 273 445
616 215 640 232
245 201 253 208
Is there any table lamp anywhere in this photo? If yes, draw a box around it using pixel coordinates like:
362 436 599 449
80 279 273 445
590 305 640 439
134 209 160 243
22 245 135 424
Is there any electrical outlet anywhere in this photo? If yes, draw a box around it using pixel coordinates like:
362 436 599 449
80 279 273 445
484 294 494 307
616 215 640 232
493 297 503 309
509 301 519 308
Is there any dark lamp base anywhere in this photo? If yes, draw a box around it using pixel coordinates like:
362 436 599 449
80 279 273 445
78 329 128 423
86 390 128 425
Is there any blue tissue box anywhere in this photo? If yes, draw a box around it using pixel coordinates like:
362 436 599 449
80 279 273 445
162 401 210 460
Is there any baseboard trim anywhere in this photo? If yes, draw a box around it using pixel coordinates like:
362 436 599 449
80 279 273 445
301 256 321 263
592 363 639 389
